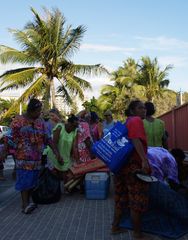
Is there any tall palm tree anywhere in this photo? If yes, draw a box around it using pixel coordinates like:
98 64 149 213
97 84 120 110
97 58 145 119
0 7 107 116
113 58 138 87
137 56 172 102
110 58 142 100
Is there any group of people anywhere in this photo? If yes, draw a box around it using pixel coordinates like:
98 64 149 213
111 100 188 239
0 98 188 240
0 99 116 213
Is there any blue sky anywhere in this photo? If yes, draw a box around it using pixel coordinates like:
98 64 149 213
1 0 188 98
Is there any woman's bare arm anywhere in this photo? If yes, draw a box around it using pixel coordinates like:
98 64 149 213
131 138 150 173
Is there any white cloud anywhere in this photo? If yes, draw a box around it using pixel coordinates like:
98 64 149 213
80 43 136 53
158 56 188 68
84 75 111 99
135 36 188 50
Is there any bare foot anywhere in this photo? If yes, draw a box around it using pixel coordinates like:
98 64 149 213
133 233 152 240
111 225 127 235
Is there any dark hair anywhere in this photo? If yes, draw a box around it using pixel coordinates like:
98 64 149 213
68 114 78 123
145 102 155 116
125 100 142 116
170 148 185 160
27 98 42 112
49 108 61 117
90 111 99 123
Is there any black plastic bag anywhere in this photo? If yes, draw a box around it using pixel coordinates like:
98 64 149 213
32 168 61 204
41 154 47 166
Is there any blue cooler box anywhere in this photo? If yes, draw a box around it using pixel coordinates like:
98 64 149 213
85 172 110 200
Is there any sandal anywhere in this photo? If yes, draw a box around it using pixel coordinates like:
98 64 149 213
134 170 158 183
22 203 37 214
136 173 158 182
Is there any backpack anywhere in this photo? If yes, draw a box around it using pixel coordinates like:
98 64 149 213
92 121 133 173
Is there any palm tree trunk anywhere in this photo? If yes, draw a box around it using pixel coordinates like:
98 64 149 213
146 91 153 102
50 78 56 108
42 84 50 111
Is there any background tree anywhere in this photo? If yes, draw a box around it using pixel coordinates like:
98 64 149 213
0 98 15 113
97 58 145 120
82 96 101 115
113 58 138 94
153 90 176 116
0 7 108 117
182 92 188 103
137 56 172 101
0 98 27 125
96 56 176 119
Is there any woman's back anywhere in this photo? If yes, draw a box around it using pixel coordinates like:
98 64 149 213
143 118 165 147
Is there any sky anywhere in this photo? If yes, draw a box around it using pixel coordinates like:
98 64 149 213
0 0 188 99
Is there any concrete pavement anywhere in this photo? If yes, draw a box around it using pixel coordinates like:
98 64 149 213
0 157 187 240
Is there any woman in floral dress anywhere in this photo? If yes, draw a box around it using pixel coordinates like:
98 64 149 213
11 99 62 214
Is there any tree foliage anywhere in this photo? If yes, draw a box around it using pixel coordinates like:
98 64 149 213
137 56 172 101
0 7 108 118
0 98 27 125
96 56 175 119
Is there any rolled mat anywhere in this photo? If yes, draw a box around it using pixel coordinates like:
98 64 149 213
70 158 107 175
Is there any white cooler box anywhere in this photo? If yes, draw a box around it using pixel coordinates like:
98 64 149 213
85 172 110 200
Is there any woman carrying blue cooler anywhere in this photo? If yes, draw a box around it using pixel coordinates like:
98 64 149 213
112 100 151 239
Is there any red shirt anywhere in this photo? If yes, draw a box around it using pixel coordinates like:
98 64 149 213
126 116 147 163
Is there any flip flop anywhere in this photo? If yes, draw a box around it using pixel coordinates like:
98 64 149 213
135 172 158 182
22 203 37 214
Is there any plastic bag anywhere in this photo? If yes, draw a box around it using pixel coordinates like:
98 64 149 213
92 121 133 173
32 168 61 204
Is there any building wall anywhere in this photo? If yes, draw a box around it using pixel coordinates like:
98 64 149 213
160 103 188 151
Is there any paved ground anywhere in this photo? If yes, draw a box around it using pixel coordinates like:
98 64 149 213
0 157 188 240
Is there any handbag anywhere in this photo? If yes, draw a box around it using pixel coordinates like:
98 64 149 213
92 121 134 173
32 168 61 204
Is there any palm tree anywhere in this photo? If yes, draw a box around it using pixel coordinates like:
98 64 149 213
0 98 25 125
111 58 143 100
0 98 16 113
113 58 138 87
97 58 144 119
0 7 107 116
82 97 99 112
97 84 120 111
137 56 172 102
